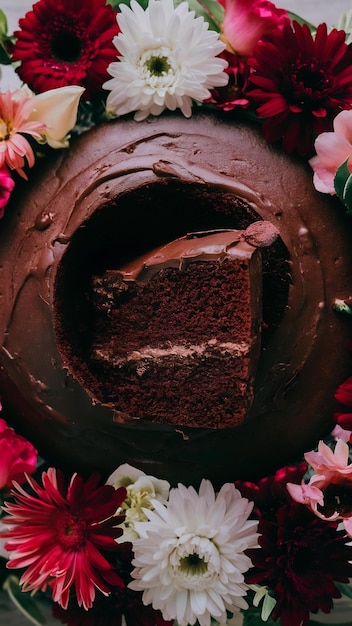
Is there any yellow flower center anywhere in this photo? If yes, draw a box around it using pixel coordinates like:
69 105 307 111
0 118 12 141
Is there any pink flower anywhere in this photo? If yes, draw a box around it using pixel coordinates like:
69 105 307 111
221 0 288 56
0 166 15 218
0 90 46 178
331 424 352 443
304 438 352 479
287 439 352 535
1 469 127 610
0 418 37 489
309 110 352 194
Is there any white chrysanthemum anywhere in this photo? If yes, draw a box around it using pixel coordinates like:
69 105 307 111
103 0 228 121
129 479 259 626
107 463 170 541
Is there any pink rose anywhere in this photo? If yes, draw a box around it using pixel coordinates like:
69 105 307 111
0 418 38 488
221 0 288 56
0 166 15 218
309 110 352 194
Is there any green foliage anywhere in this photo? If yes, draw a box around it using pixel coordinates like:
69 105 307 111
107 0 223 29
177 0 224 31
337 9 352 44
335 580 352 600
242 604 279 626
334 159 352 216
3 575 46 626
287 11 316 32
0 9 12 65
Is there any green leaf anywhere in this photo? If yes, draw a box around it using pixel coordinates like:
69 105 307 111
287 11 316 32
3 575 46 626
337 9 352 44
335 580 352 599
108 0 149 9
262 594 277 622
0 9 12 65
175 0 223 31
106 0 223 29
242 603 278 626
0 9 8 37
334 159 352 215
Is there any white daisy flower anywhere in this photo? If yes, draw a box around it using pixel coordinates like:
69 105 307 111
103 0 228 121
129 479 259 626
107 463 170 541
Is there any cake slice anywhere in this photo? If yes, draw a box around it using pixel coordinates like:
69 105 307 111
89 224 278 428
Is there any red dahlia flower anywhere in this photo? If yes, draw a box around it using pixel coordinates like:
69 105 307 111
208 51 251 110
12 0 119 99
238 466 352 626
1 469 126 610
248 21 352 156
246 503 352 626
333 375 352 437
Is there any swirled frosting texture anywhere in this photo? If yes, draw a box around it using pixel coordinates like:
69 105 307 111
0 111 351 486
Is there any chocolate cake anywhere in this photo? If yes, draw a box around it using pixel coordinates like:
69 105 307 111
0 110 351 487
88 226 277 428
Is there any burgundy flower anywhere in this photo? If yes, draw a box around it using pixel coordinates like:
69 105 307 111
246 503 352 626
0 417 37 488
236 462 307 514
248 21 352 156
238 465 352 626
1 469 127 610
208 51 251 111
12 0 119 99
334 375 352 433
52 587 172 626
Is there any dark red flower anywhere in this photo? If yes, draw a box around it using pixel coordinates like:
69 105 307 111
246 502 352 626
208 52 251 111
248 21 352 156
11 0 119 99
236 462 307 514
52 541 172 626
52 587 172 626
334 375 352 433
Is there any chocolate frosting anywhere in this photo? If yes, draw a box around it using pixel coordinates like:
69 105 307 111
0 110 351 487
117 224 277 280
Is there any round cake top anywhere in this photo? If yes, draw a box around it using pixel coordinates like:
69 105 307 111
3 1 352 625
0 111 351 486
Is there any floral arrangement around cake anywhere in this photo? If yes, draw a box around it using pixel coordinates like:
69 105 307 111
1 1 352 625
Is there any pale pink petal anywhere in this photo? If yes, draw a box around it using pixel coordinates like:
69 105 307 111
333 109 352 143
331 424 352 442
309 132 352 193
287 481 324 507
343 516 352 537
